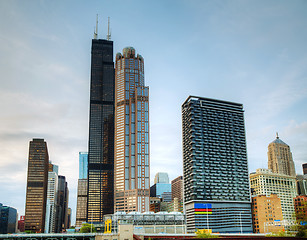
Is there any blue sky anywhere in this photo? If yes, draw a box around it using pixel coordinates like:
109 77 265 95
0 0 307 225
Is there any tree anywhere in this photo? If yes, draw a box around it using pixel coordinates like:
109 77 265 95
80 223 96 233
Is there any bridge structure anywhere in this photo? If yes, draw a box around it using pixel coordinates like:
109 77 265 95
0 233 98 240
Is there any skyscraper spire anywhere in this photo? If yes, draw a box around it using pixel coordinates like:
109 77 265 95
94 14 98 39
107 17 111 40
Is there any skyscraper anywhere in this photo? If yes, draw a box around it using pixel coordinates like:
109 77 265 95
45 164 58 233
150 172 171 198
114 47 150 213
182 96 252 233
25 138 49 233
154 172 169 184
55 176 69 233
268 134 296 177
87 36 115 222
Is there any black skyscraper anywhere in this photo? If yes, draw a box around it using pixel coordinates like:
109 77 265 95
87 39 115 222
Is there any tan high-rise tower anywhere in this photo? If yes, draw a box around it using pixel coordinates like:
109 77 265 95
268 134 296 177
114 47 150 213
25 138 49 233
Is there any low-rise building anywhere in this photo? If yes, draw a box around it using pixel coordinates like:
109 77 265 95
251 194 283 233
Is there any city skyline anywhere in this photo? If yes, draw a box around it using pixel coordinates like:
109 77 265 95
0 0 307 225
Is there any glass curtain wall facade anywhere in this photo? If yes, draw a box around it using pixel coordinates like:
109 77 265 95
114 47 150 213
87 39 115 222
79 152 88 179
25 139 49 233
182 96 252 233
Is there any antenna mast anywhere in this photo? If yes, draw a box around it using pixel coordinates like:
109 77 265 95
94 14 98 39
107 17 111 40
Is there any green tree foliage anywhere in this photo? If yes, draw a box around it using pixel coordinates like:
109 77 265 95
79 223 96 233
195 229 219 238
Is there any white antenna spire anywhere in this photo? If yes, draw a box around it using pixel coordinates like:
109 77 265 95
107 17 111 40
94 14 98 39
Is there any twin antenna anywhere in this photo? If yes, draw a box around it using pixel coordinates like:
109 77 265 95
94 14 111 40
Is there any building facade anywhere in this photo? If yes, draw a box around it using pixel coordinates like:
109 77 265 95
25 138 49 233
154 172 169 184
55 176 69 233
297 175 307 196
171 176 183 202
0 203 17 234
76 179 88 227
251 194 283 233
87 38 115 222
303 163 307 175
182 96 252 233
294 195 307 223
114 47 150 213
250 168 297 225
45 169 58 233
268 134 296 177
79 152 88 179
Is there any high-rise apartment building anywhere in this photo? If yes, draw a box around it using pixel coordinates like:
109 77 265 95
79 152 88 179
45 165 58 233
182 96 252 233
114 47 150 213
25 138 49 233
250 168 297 224
251 194 283 233
171 176 183 202
268 134 296 177
87 38 115 222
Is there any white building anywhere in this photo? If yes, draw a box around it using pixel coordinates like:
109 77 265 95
250 168 297 224
45 168 58 233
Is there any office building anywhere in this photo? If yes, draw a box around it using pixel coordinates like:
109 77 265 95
0 203 17 234
25 138 49 233
182 96 252 233
268 134 296 177
250 168 297 225
150 173 171 198
45 166 58 233
171 176 183 202
251 194 283 233
55 176 69 233
87 36 115 222
154 172 169 184
76 179 87 227
79 152 88 179
303 163 307 175
114 47 150 213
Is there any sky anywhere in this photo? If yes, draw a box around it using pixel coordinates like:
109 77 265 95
0 0 307 226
